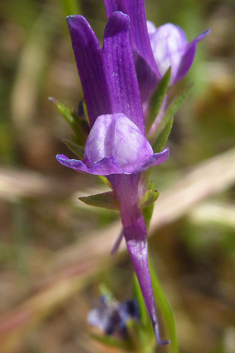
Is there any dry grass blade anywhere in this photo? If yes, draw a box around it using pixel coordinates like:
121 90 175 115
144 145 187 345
151 147 235 231
0 167 77 200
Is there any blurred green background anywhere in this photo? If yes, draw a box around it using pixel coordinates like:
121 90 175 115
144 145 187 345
0 0 235 352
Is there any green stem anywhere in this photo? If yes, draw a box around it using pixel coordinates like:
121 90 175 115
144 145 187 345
148 256 179 353
143 204 179 352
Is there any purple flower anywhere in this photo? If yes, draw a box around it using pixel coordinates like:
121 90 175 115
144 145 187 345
57 113 168 175
56 11 169 345
103 0 209 102
147 22 210 85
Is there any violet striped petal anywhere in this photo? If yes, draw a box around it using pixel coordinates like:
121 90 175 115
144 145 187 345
175 29 210 83
67 15 112 127
103 12 145 133
127 0 159 77
103 1 160 104
103 0 128 16
56 154 124 175
138 148 170 172
85 114 153 173
127 0 161 103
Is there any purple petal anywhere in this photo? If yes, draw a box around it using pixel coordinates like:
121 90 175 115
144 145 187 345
103 0 128 16
110 229 124 255
147 20 157 35
56 154 90 173
103 1 160 105
104 0 156 72
128 0 161 103
66 15 112 127
109 174 169 345
85 114 153 173
139 148 170 171
149 23 188 84
149 24 210 84
103 12 145 133
135 55 160 107
175 29 210 83
56 154 125 175
127 0 159 77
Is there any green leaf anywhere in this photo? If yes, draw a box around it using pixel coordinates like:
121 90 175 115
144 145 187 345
79 191 120 210
62 139 84 159
149 255 179 353
82 99 89 121
49 97 87 146
141 189 159 210
133 274 151 329
142 203 155 230
90 333 131 350
157 84 193 136
133 274 156 352
140 182 159 229
146 68 171 132
99 283 115 302
152 118 173 153
98 176 111 187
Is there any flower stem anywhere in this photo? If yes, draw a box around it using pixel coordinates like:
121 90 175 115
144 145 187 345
148 256 179 353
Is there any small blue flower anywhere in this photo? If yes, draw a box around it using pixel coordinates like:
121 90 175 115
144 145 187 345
87 296 140 336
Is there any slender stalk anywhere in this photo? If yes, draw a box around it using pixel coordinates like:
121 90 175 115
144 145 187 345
143 204 179 352
149 256 179 353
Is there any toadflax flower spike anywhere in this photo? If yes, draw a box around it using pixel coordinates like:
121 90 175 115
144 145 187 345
56 11 169 345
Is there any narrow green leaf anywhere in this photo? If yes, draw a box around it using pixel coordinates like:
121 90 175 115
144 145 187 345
141 189 159 210
125 319 153 352
79 191 120 210
140 181 158 229
133 274 156 352
90 333 131 350
82 99 89 120
62 139 84 159
142 203 155 230
152 118 173 153
146 67 171 132
49 97 87 146
98 176 110 186
157 84 193 136
149 255 179 353
50 97 79 127
133 274 151 329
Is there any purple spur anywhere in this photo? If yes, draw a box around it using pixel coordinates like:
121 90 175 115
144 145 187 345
56 12 169 345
